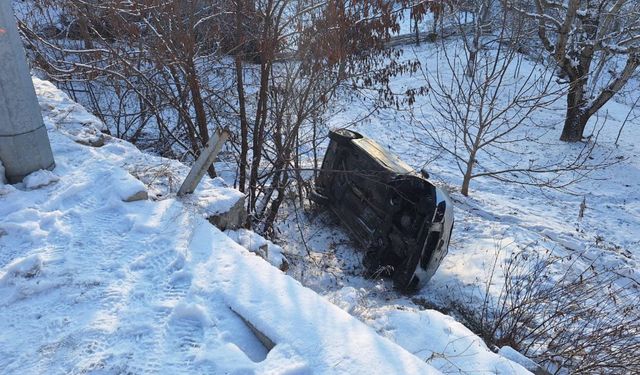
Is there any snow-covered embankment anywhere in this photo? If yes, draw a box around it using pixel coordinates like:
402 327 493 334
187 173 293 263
0 78 446 374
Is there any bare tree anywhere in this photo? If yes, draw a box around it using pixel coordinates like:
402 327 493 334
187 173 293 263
18 0 428 233
504 0 640 142
239 0 428 233
414 6 599 196
19 0 235 175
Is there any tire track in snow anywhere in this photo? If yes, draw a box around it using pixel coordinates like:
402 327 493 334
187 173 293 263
121 212 202 374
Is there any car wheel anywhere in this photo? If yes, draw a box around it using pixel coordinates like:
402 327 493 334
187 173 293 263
392 250 421 292
309 186 330 206
329 128 362 145
363 245 383 270
363 250 380 273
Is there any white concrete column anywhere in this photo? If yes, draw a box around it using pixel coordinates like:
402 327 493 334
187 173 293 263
0 1 55 183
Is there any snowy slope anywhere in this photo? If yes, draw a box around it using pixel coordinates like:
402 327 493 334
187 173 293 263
271 39 639 373
0 79 466 374
332 41 640 293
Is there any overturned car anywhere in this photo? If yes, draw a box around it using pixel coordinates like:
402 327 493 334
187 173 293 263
311 129 454 292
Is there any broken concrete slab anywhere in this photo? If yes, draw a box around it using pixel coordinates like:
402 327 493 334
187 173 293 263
123 189 149 202
224 228 290 271
207 195 247 231
112 169 149 203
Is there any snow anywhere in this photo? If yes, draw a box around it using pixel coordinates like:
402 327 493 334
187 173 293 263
23 169 59 190
394 7 474 36
8 5 639 371
36 79 107 146
328 41 640 284
370 308 529 374
270 38 640 374
0 77 504 374
0 254 43 286
12 23 635 375
110 168 148 201
191 223 443 374
498 346 543 374
189 178 245 217
225 228 290 270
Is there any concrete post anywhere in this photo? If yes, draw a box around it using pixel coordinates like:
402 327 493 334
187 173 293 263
0 1 55 183
178 128 230 196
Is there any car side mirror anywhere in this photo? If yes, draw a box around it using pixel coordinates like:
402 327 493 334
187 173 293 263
420 168 430 180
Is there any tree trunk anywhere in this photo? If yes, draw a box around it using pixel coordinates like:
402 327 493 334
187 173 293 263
185 61 209 146
185 59 217 178
235 1 249 193
461 155 475 196
248 61 271 212
263 171 290 236
414 13 420 45
466 49 478 78
247 0 276 214
560 113 588 143
560 78 588 142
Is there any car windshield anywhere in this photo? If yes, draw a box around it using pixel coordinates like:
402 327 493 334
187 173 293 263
354 138 414 174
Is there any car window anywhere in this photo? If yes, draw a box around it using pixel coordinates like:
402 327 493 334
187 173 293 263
353 138 414 174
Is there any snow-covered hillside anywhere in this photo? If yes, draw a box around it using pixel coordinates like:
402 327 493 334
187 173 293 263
273 40 640 373
0 79 531 374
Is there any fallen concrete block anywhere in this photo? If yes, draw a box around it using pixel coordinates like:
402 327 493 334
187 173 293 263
113 169 149 202
123 189 149 202
207 195 247 230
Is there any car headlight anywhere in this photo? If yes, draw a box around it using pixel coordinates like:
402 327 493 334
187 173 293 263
433 201 447 223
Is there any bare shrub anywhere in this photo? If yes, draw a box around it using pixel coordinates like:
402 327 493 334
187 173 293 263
18 0 431 233
465 247 640 374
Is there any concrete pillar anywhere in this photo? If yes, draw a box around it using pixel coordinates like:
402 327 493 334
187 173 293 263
177 128 230 196
0 1 55 184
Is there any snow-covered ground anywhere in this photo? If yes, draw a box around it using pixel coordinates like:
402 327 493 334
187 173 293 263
0 79 532 373
8 1 639 372
271 39 640 372
332 41 640 289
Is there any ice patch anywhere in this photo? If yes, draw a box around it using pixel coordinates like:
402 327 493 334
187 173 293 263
23 169 59 190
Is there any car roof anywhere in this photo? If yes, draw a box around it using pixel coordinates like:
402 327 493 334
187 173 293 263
353 137 415 175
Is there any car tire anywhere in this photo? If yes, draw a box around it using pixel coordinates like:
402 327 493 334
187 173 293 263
392 250 421 292
329 128 362 145
309 188 330 206
363 247 382 272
